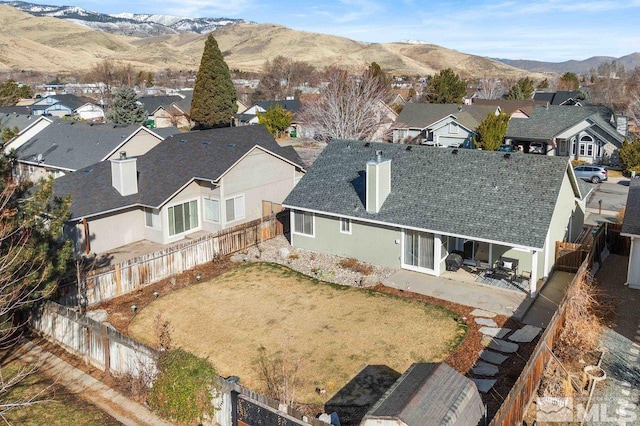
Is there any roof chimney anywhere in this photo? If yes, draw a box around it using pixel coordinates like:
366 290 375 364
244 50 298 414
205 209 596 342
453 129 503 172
366 150 391 213
110 151 138 196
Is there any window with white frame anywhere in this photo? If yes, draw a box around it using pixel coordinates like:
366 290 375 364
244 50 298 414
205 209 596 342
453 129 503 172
579 143 586 156
293 211 314 236
340 218 351 234
145 208 160 228
168 200 198 236
225 194 245 222
571 138 576 155
203 198 220 222
580 135 594 157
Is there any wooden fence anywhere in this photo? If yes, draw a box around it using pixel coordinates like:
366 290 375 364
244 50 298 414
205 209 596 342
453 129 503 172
555 224 608 272
30 301 159 378
489 226 604 425
57 212 287 307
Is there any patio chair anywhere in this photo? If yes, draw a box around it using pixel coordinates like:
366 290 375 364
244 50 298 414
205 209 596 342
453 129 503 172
492 257 519 281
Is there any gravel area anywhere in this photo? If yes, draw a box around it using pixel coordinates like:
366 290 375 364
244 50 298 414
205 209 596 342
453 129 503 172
242 235 397 288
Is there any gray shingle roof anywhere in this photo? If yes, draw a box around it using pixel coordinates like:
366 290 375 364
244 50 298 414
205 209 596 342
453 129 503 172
622 178 640 236
53 125 304 220
284 140 576 249
533 91 583 105
506 105 616 140
393 103 496 131
367 363 483 426
0 113 39 133
16 120 143 171
256 99 301 113
31 94 95 111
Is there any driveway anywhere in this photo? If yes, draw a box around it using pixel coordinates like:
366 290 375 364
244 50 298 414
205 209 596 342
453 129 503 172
584 177 630 225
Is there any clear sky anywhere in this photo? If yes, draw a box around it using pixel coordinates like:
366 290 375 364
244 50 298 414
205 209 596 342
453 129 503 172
21 0 640 62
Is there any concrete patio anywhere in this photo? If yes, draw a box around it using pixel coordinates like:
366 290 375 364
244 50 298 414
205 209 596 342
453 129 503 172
384 269 575 322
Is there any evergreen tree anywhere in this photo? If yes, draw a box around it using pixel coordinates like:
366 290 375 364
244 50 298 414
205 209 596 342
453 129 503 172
558 72 580 91
190 34 237 129
426 68 466 104
106 86 147 125
619 138 640 172
505 77 534 100
537 78 549 89
257 104 292 138
473 112 510 150
0 80 32 106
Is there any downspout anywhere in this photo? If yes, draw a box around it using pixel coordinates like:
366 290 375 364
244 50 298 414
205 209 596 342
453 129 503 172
82 218 90 254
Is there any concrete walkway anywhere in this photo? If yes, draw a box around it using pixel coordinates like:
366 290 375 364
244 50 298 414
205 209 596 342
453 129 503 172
385 269 575 323
16 340 173 426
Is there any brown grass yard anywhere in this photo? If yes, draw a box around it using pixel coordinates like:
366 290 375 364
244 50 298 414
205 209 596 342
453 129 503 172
128 262 464 405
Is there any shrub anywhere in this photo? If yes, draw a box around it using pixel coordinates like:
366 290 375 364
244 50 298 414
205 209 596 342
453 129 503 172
148 349 218 425
338 258 373 276
571 159 588 167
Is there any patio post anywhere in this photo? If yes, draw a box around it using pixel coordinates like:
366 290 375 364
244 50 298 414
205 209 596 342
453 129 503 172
530 250 539 297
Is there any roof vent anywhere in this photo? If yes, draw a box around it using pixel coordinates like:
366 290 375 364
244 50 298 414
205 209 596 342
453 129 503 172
406 145 412 151
227 143 235 147
202 140 211 145
119 151 126 159
452 149 459 155
364 142 371 147
179 139 186 143
504 153 511 159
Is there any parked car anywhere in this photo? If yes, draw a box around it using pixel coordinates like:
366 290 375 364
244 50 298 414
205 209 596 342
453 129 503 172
529 142 545 154
573 165 608 183
498 144 516 152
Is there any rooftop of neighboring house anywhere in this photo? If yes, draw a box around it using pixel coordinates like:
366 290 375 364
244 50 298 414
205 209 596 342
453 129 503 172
284 139 585 249
137 92 193 115
472 99 546 116
53 125 305 221
622 178 640 237
533 90 584 105
0 112 40 132
0 106 30 115
255 99 302 113
506 104 624 143
16 120 148 171
393 103 497 131
31 94 98 111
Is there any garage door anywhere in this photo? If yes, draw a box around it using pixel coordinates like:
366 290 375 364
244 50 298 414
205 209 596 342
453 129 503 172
438 136 466 148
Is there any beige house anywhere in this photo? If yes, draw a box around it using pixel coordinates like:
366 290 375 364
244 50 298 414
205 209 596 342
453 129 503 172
53 125 305 256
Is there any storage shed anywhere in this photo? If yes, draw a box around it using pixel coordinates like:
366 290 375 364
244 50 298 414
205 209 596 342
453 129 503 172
360 363 484 426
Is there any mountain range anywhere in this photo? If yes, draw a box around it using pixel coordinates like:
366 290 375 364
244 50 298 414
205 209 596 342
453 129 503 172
0 1 637 77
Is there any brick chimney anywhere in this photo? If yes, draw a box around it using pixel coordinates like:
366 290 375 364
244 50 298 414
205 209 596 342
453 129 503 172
366 150 391 213
110 151 138 196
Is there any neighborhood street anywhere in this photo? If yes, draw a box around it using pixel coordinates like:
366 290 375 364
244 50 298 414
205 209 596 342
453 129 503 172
584 177 630 225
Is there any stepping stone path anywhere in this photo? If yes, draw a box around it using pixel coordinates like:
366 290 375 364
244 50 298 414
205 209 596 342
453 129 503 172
508 325 542 343
472 378 497 394
478 326 511 339
475 317 498 327
485 338 519 353
472 361 499 376
478 350 509 365
470 309 497 318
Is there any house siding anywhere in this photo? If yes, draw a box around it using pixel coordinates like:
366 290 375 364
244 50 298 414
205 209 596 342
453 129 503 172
221 149 298 225
74 208 145 255
162 181 209 244
106 131 163 159
292 213 401 268
546 173 581 276
629 238 640 289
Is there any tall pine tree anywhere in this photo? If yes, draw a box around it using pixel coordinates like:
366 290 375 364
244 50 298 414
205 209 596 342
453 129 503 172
190 34 237 129
106 86 147 125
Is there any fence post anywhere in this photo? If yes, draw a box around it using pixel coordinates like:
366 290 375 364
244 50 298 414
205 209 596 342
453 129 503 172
102 323 111 377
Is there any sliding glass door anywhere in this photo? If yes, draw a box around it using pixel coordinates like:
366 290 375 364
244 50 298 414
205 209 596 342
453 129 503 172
403 230 435 272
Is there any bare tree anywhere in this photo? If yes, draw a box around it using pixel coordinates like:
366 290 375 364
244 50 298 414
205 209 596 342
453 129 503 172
300 67 390 141
476 78 504 99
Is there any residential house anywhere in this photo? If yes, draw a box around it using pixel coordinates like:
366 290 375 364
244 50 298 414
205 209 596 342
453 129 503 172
53 125 305 255
0 113 44 136
621 178 640 289
283 140 592 297
505 105 625 163
533 90 584 106
235 99 302 136
137 93 193 129
391 103 498 147
29 94 105 121
11 120 177 182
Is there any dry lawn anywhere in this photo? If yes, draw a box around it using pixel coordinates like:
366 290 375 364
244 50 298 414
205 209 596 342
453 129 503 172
128 262 463 404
